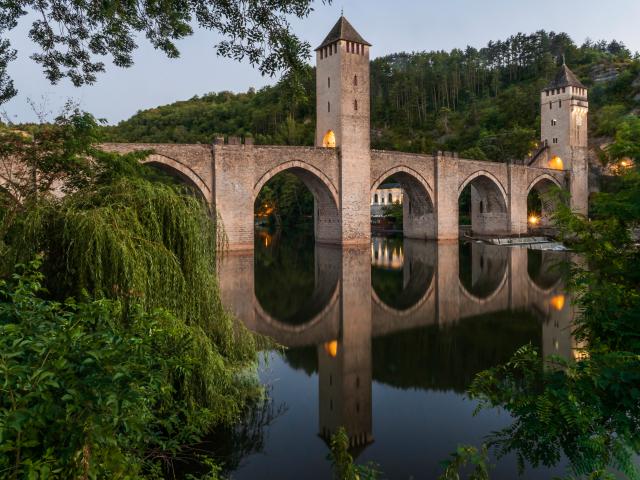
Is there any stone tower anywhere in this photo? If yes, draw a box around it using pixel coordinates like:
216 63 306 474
315 16 372 244
540 61 589 215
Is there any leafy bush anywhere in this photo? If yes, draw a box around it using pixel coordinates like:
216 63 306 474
0 259 240 478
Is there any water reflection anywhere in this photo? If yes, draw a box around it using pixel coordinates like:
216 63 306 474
218 234 575 478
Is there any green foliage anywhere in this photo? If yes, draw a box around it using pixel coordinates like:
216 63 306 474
0 109 263 477
327 428 379 480
0 259 238 478
0 0 325 102
382 200 403 227
104 68 317 145
464 137 640 478
439 444 490 480
255 172 314 227
604 115 640 164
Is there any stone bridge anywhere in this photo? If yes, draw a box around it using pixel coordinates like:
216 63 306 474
101 142 570 250
218 241 572 355
218 239 575 449
100 14 589 251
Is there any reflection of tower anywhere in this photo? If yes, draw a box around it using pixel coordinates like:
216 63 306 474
318 247 373 452
540 61 589 216
315 16 371 245
541 291 574 359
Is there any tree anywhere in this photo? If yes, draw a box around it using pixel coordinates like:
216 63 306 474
465 124 640 479
0 0 330 103
0 110 262 476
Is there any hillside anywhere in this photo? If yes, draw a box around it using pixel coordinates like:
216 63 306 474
104 30 640 164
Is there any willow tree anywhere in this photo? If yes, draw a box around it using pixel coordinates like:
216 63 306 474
0 109 263 476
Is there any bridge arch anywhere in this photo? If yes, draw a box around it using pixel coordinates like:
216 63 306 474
526 174 564 229
458 241 509 305
254 160 341 244
458 170 509 236
370 237 436 314
254 282 340 334
527 249 564 294
370 166 436 239
143 154 212 204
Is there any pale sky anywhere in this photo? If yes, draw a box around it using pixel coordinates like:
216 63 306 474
3 0 639 124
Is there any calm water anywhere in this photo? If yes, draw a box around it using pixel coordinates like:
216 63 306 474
217 231 574 479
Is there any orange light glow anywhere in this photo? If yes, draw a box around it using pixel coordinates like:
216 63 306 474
324 340 338 358
550 295 565 311
528 215 540 225
322 130 336 148
572 338 590 361
548 155 564 170
619 159 633 168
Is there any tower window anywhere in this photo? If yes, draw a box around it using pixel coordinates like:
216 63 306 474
551 119 557 126
322 130 336 148
388 193 393 203
549 102 552 110
328 77 330 88
374 194 378 204
334 43 337 54
354 75 358 86
328 102 330 113
559 100 562 108
354 99 358 111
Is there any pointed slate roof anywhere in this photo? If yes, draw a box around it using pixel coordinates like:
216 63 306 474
545 63 586 90
315 16 371 50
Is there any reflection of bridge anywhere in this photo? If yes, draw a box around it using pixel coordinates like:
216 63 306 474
98 16 589 250
218 241 575 451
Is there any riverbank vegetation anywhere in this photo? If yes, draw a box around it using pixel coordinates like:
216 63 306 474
456 116 640 479
0 109 262 478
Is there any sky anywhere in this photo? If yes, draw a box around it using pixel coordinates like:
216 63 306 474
3 0 639 124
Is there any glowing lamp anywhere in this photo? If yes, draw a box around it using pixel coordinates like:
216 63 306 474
324 340 338 358
548 156 564 170
550 295 565 311
322 130 336 148
528 215 540 225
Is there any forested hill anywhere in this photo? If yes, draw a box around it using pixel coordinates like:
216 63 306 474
104 30 640 162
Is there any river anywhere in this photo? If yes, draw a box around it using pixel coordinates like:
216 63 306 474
216 230 574 479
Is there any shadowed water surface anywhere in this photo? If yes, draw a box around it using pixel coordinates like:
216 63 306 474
218 230 575 479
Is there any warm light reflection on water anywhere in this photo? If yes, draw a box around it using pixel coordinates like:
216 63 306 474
370 237 404 269
216 234 575 480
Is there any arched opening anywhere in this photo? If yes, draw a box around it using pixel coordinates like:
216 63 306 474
142 155 211 206
527 249 564 291
323 130 336 148
370 169 435 239
371 237 435 312
527 176 562 232
253 166 341 326
145 161 208 202
459 241 508 300
458 173 508 237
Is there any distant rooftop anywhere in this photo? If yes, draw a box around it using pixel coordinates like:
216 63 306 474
545 63 586 90
316 15 371 50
